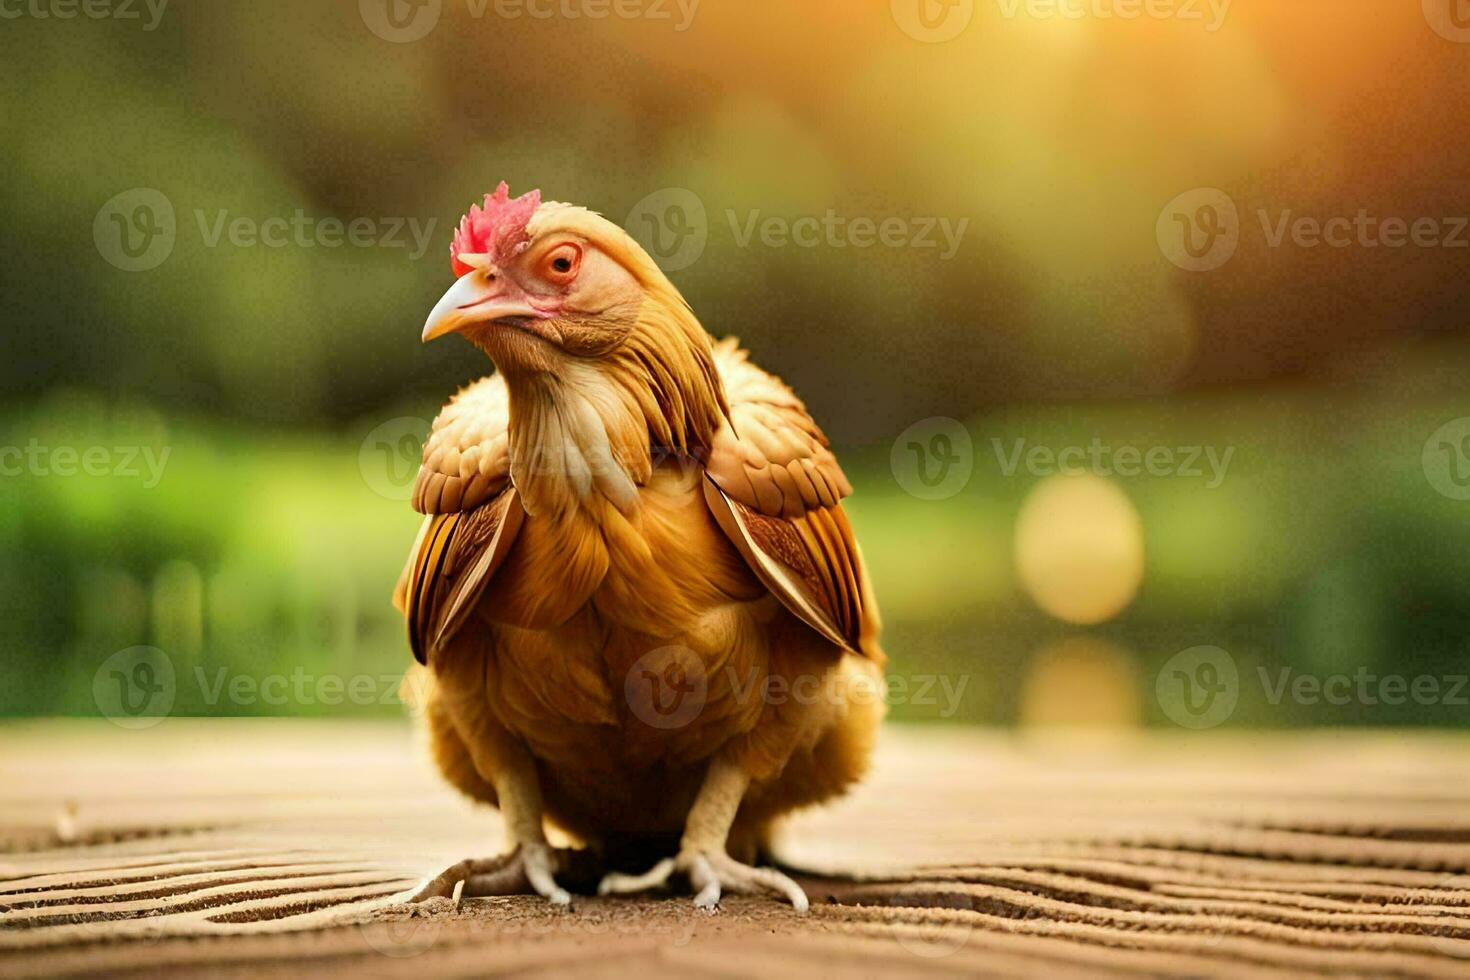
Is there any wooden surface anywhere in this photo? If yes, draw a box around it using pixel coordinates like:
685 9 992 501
3 720 1470 978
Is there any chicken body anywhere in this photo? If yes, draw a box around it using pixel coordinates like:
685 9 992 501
396 187 885 909
416 421 882 871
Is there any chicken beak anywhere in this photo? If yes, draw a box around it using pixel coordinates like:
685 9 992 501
422 269 541 343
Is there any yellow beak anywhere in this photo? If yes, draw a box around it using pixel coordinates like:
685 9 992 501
422 269 541 343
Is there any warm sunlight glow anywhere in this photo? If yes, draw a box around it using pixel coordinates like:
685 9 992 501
1014 473 1145 625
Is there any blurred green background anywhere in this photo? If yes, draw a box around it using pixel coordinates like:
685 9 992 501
3 0 1470 727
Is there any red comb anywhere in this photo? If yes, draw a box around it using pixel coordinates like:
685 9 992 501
450 182 542 276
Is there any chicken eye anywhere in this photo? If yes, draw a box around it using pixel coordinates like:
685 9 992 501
542 244 581 285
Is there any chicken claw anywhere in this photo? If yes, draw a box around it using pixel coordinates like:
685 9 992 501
412 842 572 906
598 850 809 914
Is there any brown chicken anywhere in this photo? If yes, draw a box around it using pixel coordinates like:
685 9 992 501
393 183 885 911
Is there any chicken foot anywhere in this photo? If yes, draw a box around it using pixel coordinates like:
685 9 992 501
597 756 809 913
409 842 573 904
411 740 573 906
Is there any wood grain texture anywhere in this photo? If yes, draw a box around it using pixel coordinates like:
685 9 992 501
3 721 1470 978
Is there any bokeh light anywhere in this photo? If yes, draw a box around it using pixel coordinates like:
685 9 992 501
1018 637 1143 730
1014 474 1145 626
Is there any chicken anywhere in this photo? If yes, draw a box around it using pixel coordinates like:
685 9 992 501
393 183 885 912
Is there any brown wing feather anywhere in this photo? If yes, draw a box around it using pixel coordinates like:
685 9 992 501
398 373 523 665
404 489 524 665
413 373 512 515
704 341 882 662
705 339 853 519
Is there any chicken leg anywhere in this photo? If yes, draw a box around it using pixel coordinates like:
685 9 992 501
597 755 809 913
410 736 573 906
